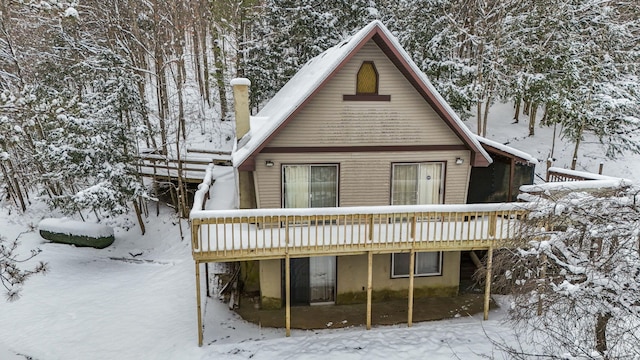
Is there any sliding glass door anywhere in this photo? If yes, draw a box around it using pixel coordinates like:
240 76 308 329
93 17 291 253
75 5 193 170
283 165 338 208
282 165 338 305
391 162 444 205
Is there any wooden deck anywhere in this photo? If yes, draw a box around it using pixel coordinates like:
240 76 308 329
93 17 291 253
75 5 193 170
190 205 528 262
188 165 534 346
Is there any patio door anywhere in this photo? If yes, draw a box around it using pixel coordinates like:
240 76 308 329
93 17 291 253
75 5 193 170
283 165 338 208
391 162 444 205
309 256 336 304
284 256 336 305
282 165 337 305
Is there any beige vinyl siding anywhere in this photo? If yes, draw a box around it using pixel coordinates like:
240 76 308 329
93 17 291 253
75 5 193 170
258 252 460 307
254 150 471 209
336 252 460 294
268 41 462 147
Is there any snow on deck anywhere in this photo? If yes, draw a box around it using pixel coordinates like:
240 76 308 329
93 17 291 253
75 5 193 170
191 204 529 259
193 217 519 254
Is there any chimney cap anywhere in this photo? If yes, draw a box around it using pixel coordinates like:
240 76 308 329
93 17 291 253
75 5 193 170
230 78 251 86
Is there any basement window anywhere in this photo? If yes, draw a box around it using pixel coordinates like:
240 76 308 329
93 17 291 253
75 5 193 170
391 251 442 278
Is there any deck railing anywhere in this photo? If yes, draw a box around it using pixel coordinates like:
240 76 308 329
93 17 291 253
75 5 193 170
546 166 616 182
190 203 530 261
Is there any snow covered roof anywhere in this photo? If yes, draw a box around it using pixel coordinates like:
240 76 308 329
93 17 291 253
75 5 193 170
233 20 493 170
476 135 538 165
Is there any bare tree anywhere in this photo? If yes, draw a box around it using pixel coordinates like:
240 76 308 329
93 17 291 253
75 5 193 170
1 233 47 301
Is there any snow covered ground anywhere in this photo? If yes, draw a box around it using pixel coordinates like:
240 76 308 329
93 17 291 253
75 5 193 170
470 102 640 181
0 199 521 360
1 103 638 359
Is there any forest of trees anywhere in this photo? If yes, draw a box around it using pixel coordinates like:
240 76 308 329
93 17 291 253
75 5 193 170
1 0 639 218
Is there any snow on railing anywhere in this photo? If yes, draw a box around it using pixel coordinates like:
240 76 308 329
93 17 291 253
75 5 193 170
190 203 532 261
520 178 633 197
546 167 621 182
192 164 215 212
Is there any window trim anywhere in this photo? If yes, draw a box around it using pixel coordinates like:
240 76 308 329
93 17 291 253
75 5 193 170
391 251 443 278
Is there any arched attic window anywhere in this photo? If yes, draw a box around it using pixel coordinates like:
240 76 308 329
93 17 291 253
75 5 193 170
343 61 390 101
357 61 378 94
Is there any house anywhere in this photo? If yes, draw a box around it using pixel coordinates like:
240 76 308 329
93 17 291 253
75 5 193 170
189 20 535 345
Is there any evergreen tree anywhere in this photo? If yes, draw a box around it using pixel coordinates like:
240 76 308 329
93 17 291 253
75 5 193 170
0 2 149 217
538 0 640 161
244 0 380 110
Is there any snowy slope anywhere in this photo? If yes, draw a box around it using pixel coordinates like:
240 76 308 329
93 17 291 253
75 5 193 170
468 102 640 181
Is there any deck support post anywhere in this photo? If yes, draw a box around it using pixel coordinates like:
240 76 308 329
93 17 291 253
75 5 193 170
195 261 203 346
408 249 415 327
366 251 373 330
483 245 494 320
205 263 210 297
285 253 291 337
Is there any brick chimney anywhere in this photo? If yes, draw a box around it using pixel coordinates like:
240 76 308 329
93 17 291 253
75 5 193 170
230 78 251 142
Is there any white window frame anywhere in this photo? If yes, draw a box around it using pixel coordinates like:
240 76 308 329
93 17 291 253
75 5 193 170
391 251 443 278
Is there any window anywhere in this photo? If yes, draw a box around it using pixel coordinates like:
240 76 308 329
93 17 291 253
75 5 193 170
357 61 378 94
392 252 442 277
391 162 444 205
343 61 390 101
282 165 338 208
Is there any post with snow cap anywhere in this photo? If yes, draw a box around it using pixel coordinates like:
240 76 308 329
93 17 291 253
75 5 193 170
231 78 251 141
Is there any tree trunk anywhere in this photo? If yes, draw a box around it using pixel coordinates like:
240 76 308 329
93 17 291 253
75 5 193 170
476 101 483 136
550 121 558 158
211 25 228 120
155 56 169 155
176 65 186 141
133 199 146 235
192 26 205 102
153 0 168 155
514 97 521 123
528 103 538 136
236 6 245 77
571 121 584 170
595 313 611 358
201 20 211 106
482 95 491 137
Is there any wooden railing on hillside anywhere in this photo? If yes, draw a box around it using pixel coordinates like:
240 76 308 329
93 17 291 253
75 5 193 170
137 149 231 184
546 166 614 182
